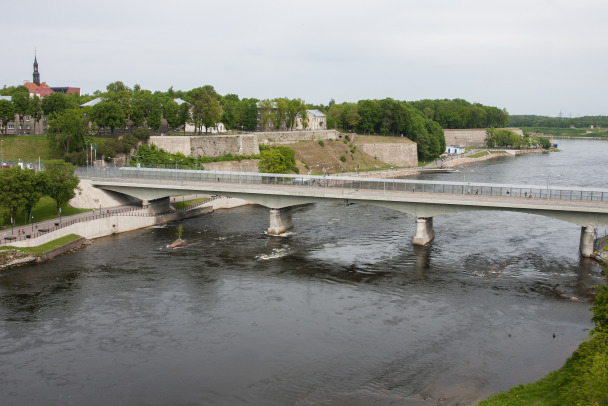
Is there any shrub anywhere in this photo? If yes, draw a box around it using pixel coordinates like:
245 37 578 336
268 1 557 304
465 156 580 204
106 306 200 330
120 134 138 153
64 150 87 166
345 135 351 142
133 128 151 142
340 155 346 162
318 140 325 147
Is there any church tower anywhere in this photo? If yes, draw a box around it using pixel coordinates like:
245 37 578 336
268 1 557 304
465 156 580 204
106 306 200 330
33 52 40 86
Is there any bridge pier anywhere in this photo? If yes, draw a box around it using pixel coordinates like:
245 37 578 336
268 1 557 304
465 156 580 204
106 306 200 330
142 197 171 214
268 208 294 235
413 217 435 246
579 225 595 257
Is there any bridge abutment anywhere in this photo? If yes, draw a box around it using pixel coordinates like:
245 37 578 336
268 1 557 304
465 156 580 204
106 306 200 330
413 217 435 246
268 208 294 235
579 225 595 257
142 197 171 214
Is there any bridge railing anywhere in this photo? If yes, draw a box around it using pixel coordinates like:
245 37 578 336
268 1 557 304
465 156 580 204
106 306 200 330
76 167 608 203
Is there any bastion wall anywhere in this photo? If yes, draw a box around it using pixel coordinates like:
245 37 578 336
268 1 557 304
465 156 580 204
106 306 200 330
357 143 418 167
444 128 524 147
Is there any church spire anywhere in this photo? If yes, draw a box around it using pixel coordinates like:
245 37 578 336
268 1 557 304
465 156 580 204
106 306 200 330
33 50 40 86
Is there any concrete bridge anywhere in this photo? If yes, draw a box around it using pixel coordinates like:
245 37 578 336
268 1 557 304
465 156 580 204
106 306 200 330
77 167 608 257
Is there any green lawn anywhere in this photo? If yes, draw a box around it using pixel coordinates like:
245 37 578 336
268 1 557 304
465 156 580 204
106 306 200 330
469 151 490 158
174 197 210 210
1 135 110 162
2 196 90 229
1 135 57 162
0 234 82 255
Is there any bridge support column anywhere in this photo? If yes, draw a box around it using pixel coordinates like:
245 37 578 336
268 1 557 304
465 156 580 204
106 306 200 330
143 197 171 215
579 225 595 257
268 208 294 235
413 217 435 246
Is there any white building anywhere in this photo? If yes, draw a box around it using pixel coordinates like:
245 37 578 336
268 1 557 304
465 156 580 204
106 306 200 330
445 145 465 154
295 109 327 130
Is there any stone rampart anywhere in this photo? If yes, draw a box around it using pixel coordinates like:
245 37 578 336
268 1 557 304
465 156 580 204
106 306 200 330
257 130 340 144
203 160 260 172
149 136 191 155
357 143 418 167
444 128 524 147
150 130 341 158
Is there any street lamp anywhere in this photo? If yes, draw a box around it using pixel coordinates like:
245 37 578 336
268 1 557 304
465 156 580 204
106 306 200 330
31 216 34 232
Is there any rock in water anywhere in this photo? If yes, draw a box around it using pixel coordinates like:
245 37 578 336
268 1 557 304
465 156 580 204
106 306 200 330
168 239 187 249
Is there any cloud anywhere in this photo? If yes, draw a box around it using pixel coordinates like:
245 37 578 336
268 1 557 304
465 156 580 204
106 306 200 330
2 0 607 115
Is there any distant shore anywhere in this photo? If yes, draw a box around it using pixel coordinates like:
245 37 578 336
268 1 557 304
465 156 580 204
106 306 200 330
440 148 546 169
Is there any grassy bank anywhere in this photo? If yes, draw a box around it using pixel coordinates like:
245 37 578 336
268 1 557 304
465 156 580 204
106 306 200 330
174 197 209 210
521 127 608 138
2 196 90 229
1 135 113 162
0 234 81 255
478 283 608 406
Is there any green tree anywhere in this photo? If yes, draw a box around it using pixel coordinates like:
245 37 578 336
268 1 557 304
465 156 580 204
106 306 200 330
592 283 608 329
0 167 29 228
220 94 240 130
0 99 15 137
258 146 298 174
28 95 43 134
258 99 275 130
44 160 80 215
287 98 306 130
91 100 126 135
187 86 222 134
11 86 30 134
162 98 181 130
177 102 190 133
235 98 258 131
21 169 48 223
104 81 133 121
47 109 87 155
41 92 69 117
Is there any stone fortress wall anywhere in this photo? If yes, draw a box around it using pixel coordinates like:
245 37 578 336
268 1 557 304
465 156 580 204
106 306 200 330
150 130 342 158
357 143 418 167
150 129 418 169
443 128 524 147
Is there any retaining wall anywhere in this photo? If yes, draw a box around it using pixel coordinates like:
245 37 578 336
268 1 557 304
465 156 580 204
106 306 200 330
9 207 213 248
357 143 418 167
150 130 342 158
444 128 524 147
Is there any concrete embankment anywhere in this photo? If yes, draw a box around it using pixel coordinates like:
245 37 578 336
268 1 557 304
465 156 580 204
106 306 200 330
0 237 90 270
9 196 251 250
1 196 253 271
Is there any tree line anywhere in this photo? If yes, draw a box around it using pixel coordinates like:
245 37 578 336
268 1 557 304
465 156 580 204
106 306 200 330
508 114 608 128
1 82 512 163
0 160 79 228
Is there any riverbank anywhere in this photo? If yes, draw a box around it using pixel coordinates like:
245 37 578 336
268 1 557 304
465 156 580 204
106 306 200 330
0 235 90 270
440 148 547 169
592 235 608 269
0 196 253 270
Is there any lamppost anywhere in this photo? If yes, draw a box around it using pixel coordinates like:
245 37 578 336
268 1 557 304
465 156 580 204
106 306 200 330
1 139 3 165
31 216 34 233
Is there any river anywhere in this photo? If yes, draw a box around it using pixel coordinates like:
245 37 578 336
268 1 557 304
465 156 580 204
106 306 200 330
0 139 606 405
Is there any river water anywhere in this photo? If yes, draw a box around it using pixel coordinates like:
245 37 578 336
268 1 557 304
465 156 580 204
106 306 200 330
0 139 606 406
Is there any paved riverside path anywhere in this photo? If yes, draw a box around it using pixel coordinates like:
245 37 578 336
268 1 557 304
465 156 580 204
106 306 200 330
0 204 141 243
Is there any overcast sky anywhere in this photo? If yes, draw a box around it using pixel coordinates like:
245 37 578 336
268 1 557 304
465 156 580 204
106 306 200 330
3 0 607 116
